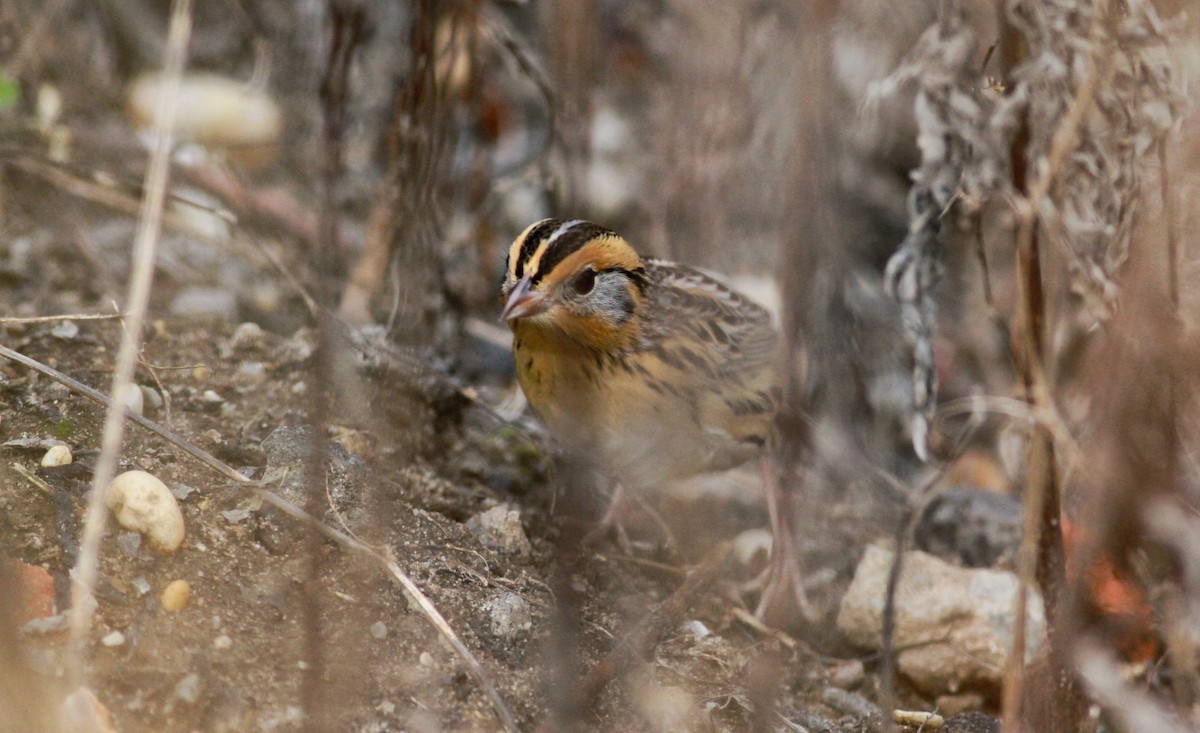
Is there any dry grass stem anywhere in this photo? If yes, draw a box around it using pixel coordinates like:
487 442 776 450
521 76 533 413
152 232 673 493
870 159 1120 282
66 0 193 654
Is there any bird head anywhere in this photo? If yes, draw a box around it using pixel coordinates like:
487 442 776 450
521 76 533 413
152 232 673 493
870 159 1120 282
501 219 649 350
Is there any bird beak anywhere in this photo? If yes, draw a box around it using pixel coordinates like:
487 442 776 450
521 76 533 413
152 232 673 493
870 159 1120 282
501 275 548 321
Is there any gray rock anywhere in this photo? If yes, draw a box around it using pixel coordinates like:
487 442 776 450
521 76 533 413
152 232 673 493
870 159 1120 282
481 592 532 640
466 505 531 556
836 544 1044 695
916 488 1022 568
820 688 879 718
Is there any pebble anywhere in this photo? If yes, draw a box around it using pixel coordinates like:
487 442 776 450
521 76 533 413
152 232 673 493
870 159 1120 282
221 509 251 524
481 592 532 640
230 321 266 350
128 72 283 148
370 621 388 640
826 658 865 690
171 484 198 501
40 444 72 467
100 631 125 647
139 385 164 411
915 488 1022 568
821 687 879 718
105 471 185 552
418 651 434 667
465 505 532 556
116 531 142 558
213 634 233 649
50 320 79 340
175 672 201 704
132 577 151 596
731 528 772 573
161 580 191 612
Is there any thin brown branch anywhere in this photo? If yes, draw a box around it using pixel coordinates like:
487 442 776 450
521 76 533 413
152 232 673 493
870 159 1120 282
67 0 193 656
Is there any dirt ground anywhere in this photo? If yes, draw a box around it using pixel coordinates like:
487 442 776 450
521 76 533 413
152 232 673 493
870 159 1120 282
0 311 913 732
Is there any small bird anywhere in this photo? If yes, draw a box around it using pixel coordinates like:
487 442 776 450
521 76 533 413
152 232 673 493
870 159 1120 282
501 218 778 489
501 218 806 616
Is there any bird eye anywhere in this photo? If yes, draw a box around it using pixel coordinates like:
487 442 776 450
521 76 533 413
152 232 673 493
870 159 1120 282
572 269 597 295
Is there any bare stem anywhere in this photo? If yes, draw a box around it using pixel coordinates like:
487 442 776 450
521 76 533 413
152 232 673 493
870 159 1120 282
66 0 192 655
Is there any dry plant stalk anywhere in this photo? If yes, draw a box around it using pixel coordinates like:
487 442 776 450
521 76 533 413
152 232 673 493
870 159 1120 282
876 0 1177 729
66 0 193 655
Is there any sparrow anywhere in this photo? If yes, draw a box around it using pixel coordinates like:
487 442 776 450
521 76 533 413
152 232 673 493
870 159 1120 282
500 218 779 491
500 219 809 620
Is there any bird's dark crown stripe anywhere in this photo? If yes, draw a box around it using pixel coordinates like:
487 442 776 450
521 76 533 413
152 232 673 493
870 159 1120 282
515 218 566 278
530 221 615 285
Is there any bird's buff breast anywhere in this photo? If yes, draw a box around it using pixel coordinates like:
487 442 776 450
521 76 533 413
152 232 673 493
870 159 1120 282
511 324 724 489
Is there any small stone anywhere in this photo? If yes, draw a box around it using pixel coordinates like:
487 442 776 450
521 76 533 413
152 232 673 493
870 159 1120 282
827 658 865 690
465 505 531 556
213 634 232 649
916 488 1022 569
50 320 79 340
171 484 198 501
192 365 211 381
116 531 142 558
681 620 711 640
40 444 73 467
201 390 224 404
418 651 434 667
105 471 185 552
9 561 55 623
175 672 202 704
161 580 191 612
370 621 388 640
481 592 532 640
732 528 773 574
236 361 267 384
100 630 125 647
821 687 879 718
132 577 151 596
139 385 164 411
230 321 266 350
221 509 251 523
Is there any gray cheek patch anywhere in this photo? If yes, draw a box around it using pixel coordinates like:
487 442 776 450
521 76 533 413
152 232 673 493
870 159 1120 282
566 274 636 327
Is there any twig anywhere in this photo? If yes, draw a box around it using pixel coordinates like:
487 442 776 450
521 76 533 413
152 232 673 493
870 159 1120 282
67 0 193 655
11 463 55 497
1001 2 1114 729
0 313 124 324
0 342 520 733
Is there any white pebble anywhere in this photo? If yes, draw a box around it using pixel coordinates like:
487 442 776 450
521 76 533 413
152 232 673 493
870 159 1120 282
104 471 185 552
213 634 232 649
370 622 388 639
100 631 125 647
40 444 73 467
